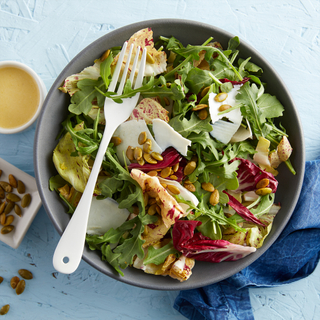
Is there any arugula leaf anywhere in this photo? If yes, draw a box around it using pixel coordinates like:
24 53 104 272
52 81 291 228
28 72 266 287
227 36 240 52
210 59 236 80
113 217 145 269
188 131 219 160
257 93 284 121
236 82 264 137
238 57 252 78
102 149 146 215
172 97 196 118
86 227 124 249
250 193 275 218
97 76 155 103
236 82 285 140
175 45 243 81
159 35 184 50
196 215 222 240
69 78 106 115
142 79 185 101
169 112 213 138
206 161 240 197
144 241 179 265
49 175 76 214
49 174 67 191
185 69 216 94
238 57 263 75
117 187 144 209
99 176 124 198
101 244 124 276
100 52 113 89
63 116 99 155
231 141 257 159
176 195 245 232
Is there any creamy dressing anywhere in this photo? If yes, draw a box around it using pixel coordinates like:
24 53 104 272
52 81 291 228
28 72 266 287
0 66 40 129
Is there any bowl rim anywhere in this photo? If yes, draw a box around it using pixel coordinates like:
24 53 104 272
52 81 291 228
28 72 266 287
0 60 47 134
34 18 305 290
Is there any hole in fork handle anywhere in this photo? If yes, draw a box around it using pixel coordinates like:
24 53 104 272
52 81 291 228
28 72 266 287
63 256 70 264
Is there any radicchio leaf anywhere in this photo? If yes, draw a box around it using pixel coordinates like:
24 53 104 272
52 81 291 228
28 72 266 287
233 158 278 193
172 220 256 262
223 191 266 226
220 77 250 86
129 147 186 182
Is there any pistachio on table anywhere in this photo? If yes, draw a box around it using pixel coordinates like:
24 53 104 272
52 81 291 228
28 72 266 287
18 269 33 280
15 279 26 295
10 276 20 289
0 304 10 316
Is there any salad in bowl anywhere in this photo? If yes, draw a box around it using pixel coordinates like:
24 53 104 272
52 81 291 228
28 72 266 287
49 27 295 282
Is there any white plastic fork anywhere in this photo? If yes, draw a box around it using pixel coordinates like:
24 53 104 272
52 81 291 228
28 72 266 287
53 43 147 274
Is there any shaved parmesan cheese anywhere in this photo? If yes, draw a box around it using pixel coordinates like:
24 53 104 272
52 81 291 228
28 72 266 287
209 120 240 144
209 85 242 123
152 119 191 156
113 120 162 166
209 85 243 144
87 197 130 235
230 118 253 143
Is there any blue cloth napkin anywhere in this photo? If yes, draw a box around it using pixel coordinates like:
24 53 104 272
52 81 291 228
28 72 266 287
174 159 320 320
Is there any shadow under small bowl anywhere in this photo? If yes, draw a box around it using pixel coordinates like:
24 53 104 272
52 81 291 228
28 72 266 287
34 19 305 290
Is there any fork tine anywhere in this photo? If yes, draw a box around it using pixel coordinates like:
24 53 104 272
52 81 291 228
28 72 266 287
128 46 141 84
117 44 134 95
108 41 128 92
134 48 147 89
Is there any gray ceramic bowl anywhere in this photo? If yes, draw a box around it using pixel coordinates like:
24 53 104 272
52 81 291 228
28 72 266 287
34 19 305 290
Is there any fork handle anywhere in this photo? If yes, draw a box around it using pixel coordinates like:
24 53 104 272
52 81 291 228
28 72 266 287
52 123 117 274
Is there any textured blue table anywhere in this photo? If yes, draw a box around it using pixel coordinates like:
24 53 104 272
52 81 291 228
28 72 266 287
1 1 320 319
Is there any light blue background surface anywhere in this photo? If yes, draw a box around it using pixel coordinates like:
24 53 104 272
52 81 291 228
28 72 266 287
0 0 320 319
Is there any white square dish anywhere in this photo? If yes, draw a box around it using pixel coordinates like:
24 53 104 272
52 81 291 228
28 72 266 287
0 157 42 249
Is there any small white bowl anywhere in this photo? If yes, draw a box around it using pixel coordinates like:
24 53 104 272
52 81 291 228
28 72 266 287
0 61 47 134
0 157 42 249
